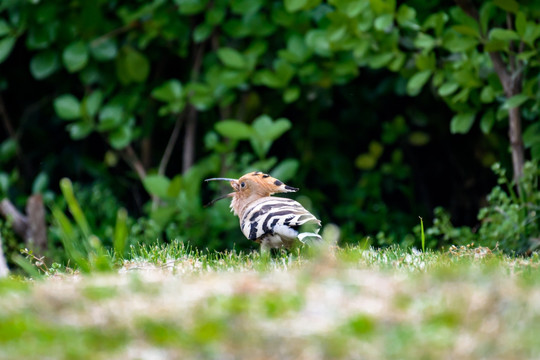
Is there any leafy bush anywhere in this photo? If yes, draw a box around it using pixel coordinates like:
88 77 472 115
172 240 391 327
2 0 539 261
427 161 540 253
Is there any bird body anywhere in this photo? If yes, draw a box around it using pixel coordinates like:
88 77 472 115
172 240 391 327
205 171 321 251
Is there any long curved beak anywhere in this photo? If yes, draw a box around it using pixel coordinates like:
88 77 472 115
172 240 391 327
204 177 238 207
204 192 234 207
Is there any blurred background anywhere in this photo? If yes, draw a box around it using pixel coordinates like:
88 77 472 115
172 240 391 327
1 0 539 264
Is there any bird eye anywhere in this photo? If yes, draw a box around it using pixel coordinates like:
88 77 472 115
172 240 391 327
240 182 246 188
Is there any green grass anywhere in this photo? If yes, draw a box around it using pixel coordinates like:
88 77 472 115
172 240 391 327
1 242 539 359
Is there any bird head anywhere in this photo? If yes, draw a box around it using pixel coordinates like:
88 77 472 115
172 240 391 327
204 171 298 211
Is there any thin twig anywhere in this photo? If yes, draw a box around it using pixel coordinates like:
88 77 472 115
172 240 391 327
120 145 147 181
182 41 206 173
0 94 16 138
90 22 139 47
158 112 186 176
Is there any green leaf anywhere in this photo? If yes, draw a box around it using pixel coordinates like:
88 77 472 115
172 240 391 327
0 20 10 37
32 172 49 194
109 125 132 149
489 28 520 41
152 80 184 102
284 0 308 12
283 86 300 103
175 0 209 14
522 23 540 46
84 91 103 118
275 59 295 86
503 94 528 109
480 109 495 134
0 138 17 163
523 122 540 147
54 95 81 120
480 86 495 103
98 104 124 131
124 48 150 83
396 4 416 26
305 30 331 57
484 39 507 52
253 115 292 141
355 154 377 170
479 2 495 35
414 33 435 50
143 174 171 198
367 53 394 69
206 7 225 25
167 175 183 198
493 0 519 13
187 82 214 110
532 144 540 160
452 25 479 37
408 131 430 146
215 120 253 139
0 37 15 64
113 208 128 256
450 112 475 134
90 38 117 61
62 41 89 72
443 33 478 52
438 82 459 97
374 14 393 31
193 23 213 43
67 120 93 140
515 12 527 37
271 158 299 182
406 70 432 96
253 69 283 88
217 47 247 69
30 51 59 80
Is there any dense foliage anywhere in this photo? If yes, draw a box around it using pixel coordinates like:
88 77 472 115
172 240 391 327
1 0 540 266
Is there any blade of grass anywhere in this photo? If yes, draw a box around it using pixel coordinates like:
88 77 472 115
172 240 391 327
60 178 91 238
113 208 128 258
12 254 43 279
419 216 425 252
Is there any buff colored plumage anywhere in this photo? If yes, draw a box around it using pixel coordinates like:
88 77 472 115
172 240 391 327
205 171 321 251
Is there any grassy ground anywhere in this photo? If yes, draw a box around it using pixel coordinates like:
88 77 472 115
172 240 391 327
1 242 539 360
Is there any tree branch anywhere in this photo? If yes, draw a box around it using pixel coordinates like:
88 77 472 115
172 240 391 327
507 13 516 72
0 195 47 254
454 0 479 21
0 232 8 278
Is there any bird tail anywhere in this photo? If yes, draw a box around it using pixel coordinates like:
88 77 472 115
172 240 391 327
297 232 323 244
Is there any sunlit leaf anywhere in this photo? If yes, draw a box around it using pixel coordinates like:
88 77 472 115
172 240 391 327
450 112 475 134
215 120 253 139
0 36 15 64
54 94 81 120
62 41 89 72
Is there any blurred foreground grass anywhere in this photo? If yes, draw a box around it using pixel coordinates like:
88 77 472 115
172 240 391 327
1 242 539 360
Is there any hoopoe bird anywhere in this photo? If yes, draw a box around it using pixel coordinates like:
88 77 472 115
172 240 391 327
205 171 322 251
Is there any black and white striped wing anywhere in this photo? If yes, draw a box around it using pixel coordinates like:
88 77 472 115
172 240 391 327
240 197 321 241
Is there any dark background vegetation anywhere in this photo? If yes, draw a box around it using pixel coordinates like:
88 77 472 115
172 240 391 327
1 0 539 267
